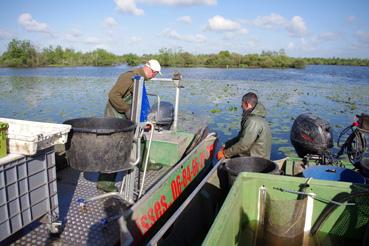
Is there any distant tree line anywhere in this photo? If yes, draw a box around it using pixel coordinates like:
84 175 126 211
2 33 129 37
1 39 369 69
0 39 124 67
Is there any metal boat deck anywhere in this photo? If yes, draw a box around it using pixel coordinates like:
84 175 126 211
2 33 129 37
5 165 169 245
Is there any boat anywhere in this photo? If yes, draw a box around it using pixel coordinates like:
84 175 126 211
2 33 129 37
203 171 369 246
0 73 218 245
202 112 369 246
1 74 368 245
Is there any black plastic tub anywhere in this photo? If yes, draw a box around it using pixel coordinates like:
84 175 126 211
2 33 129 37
63 117 136 173
218 156 279 190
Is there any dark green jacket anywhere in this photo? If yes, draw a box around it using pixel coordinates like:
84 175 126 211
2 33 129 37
105 68 147 118
107 68 147 113
224 103 272 159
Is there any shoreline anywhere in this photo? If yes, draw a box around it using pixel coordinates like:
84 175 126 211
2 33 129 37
1 63 369 69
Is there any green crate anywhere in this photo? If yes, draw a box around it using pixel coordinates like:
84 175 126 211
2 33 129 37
0 122 8 158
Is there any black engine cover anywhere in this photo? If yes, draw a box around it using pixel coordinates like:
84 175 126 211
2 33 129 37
290 113 333 157
149 101 174 129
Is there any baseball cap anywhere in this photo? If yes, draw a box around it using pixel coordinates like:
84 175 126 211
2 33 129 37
145 59 161 75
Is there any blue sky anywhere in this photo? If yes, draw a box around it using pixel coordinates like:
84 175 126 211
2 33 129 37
0 0 369 58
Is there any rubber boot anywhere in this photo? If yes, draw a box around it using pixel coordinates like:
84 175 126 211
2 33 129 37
96 172 118 192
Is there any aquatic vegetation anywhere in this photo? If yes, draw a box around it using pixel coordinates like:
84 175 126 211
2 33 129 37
227 106 238 112
273 138 289 144
210 108 222 113
1 65 369 161
278 146 298 158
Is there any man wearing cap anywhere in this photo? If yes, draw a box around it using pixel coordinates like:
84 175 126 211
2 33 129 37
105 59 161 119
98 59 161 192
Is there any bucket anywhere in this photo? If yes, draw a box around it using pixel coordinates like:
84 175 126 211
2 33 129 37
303 165 366 184
219 156 279 190
64 117 136 173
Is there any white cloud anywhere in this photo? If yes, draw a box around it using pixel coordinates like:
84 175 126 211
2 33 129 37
162 28 206 43
0 29 13 39
287 32 339 53
316 32 339 42
114 0 216 16
115 0 144 16
299 38 316 51
244 13 308 38
129 36 143 43
287 42 295 50
222 28 248 40
347 16 356 23
18 13 51 34
356 31 369 43
64 30 105 47
140 0 216 6
251 13 287 29
352 31 369 49
84 37 101 45
206 15 242 32
65 29 83 42
177 16 192 24
287 16 307 37
104 17 118 28
70 29 82 38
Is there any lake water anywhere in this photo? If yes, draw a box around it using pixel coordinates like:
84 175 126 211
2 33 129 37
1 65 368 160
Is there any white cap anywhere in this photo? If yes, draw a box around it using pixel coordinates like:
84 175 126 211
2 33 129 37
145 59 161 75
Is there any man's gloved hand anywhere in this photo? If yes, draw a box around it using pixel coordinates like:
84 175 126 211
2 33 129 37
216 146 225 160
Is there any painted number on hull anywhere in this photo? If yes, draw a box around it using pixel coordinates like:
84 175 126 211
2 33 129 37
137 143 214 234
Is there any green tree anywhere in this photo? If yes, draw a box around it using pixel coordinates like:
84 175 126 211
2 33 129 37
1 39 369 68
123 53 140 66
1 39 38 67
291 59 306 69
90 49 116 66
258 56 274 68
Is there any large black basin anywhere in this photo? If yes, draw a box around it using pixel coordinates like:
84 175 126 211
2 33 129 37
218 156 279 192
63 117 136 173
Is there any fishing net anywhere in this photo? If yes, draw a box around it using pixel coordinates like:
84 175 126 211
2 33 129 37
323 196 369 238
309 194 369 245
257 192 308 245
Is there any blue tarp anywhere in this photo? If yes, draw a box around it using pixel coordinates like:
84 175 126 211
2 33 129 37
140 84 151 122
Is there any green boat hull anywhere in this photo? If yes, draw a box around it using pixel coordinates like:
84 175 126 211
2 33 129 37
203 172 369 245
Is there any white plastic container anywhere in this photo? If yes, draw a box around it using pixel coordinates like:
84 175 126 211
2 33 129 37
0 118 71 155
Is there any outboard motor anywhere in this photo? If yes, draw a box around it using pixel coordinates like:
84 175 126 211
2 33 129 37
290 113 333 158
148 101 174 130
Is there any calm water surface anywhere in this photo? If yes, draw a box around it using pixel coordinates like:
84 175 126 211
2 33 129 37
1 65 368 160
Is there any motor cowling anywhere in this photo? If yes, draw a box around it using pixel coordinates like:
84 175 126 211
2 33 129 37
148 101 174 130
290 113 333 158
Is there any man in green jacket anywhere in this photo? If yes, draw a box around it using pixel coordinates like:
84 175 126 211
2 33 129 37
217 92 272 160
97 59 161 192
105 59 161 119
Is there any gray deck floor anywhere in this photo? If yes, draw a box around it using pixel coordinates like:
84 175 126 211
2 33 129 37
6 165 169 246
